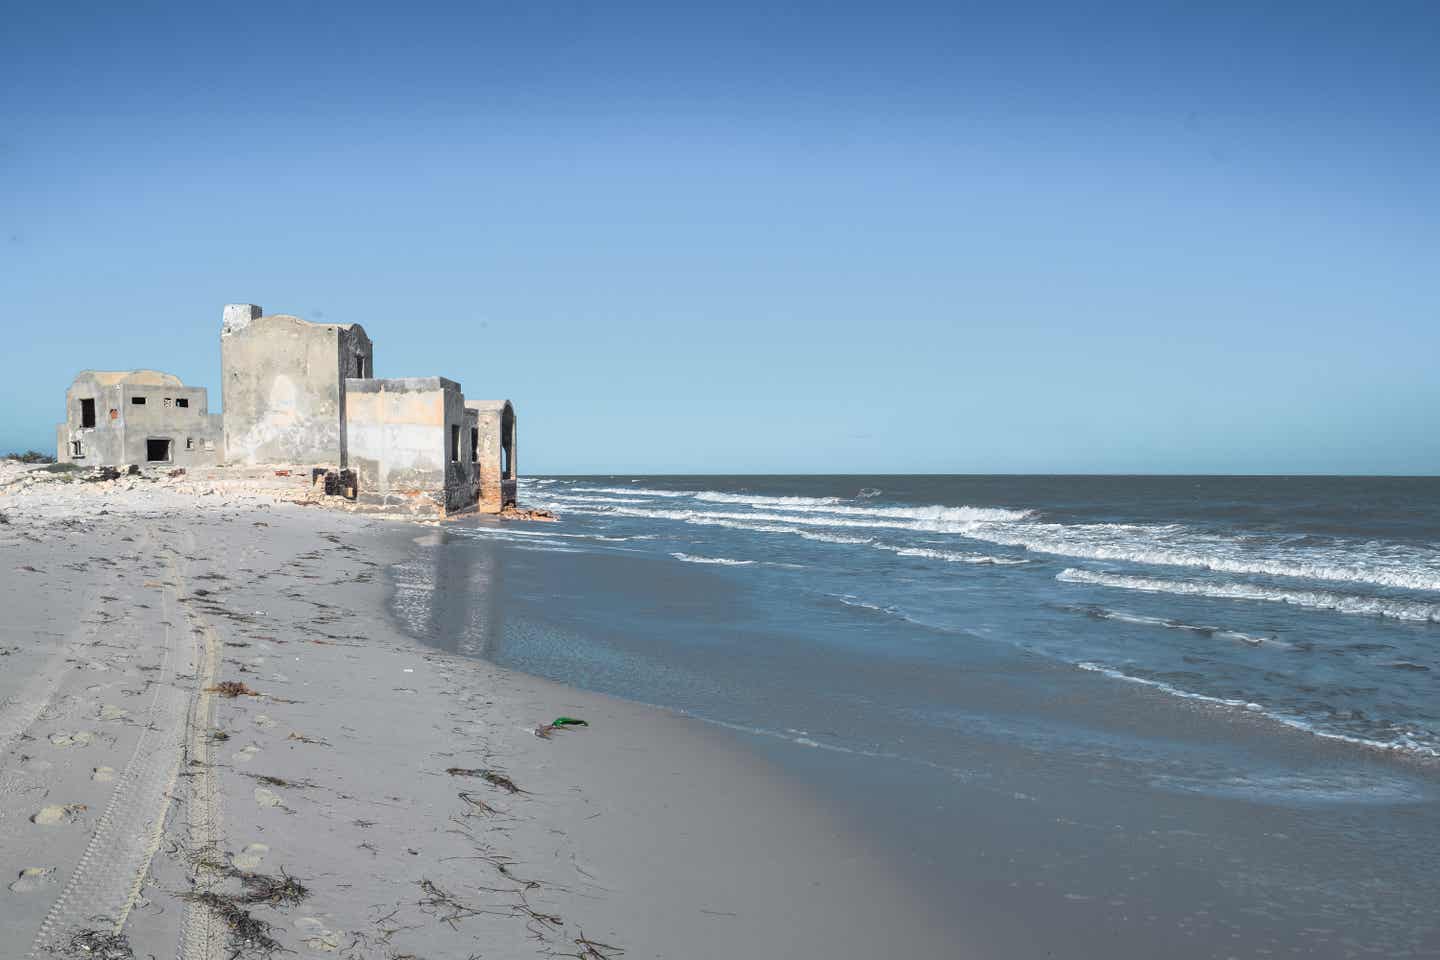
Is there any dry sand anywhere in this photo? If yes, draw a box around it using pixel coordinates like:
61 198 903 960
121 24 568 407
0 462 952 959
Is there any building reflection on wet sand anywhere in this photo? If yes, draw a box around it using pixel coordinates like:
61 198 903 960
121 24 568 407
388 530 505 660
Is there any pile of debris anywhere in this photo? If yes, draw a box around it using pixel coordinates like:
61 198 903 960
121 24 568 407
499 505 556 522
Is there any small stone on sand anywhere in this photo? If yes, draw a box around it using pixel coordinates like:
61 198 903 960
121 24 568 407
48 731 94 748
92 765 116 782
31 803 86 825
8 867 55 893
232 842 270 871
254 787 282 807
97 704 128 721
254 713 277 729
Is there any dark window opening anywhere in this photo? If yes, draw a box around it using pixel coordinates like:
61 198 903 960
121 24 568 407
186 437 195 450
355 354 367 378
450 425 460 463
131 396 146 405
500 405 516 480
71 440 84 458
146 438 172 462
470 427 478 463
80 398 96 428
176 397 189 408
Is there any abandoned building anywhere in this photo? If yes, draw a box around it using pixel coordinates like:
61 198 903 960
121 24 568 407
55 303 518 516
467 399 518 513
56 370 223 468
220 304 374 467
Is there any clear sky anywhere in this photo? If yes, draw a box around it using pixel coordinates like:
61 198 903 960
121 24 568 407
3 1 1436 474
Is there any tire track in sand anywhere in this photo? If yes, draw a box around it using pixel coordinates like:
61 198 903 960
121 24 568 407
27 528 200 957
176 608 224 960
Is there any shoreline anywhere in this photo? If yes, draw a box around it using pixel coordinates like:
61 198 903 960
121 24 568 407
397 508 1440 959
0 464 953 958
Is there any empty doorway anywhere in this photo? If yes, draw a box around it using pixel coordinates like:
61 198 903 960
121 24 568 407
146 438 172 462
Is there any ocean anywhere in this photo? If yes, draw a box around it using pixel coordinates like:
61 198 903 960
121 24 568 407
390 476 1440 956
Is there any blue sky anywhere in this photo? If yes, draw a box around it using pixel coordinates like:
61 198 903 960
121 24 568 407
3 1 1437 473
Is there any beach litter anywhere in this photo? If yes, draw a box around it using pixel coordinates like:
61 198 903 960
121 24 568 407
536 715 590 738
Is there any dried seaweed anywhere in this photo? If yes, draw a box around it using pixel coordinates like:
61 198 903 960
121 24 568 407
59 928 134 959
205 681 259 698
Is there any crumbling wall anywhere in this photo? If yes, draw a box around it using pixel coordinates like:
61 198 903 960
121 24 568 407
220 306 374 467
344 377 474 516
466 399 517 513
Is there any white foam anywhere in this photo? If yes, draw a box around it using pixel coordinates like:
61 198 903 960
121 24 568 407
1078 606 1273 646
972 522 1440 593
884 545 1030 565
694 491 848 508
579 504 1023 536
540 481 1440 594
798 531 877 545
571 485 693 498
670 552 755 566
1058 568 1440 622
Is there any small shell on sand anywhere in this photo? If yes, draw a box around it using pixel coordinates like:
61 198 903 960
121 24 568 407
92 765 116 782
254 714 277 729
8 867 55 893
231 842 270 871
31 804 87 825
253 787 283 808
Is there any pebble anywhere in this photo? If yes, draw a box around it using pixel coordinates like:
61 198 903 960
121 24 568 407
8 867 55 893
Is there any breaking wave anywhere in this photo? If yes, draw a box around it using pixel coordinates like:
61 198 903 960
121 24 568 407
670 552 755 566
1076 662 1440 758
1070 606 1273 646
527 482 1440 594
882 545 1031 565
1058 568 1440 623
971 523 1440 593
568 504 1026 536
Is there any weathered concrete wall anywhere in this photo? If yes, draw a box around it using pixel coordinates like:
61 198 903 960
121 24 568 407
220 305 374 467
465 399 517 513
344 377 476 516
56 370 222 468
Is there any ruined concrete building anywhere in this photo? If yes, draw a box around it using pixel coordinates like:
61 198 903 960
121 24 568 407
56 370 223 468
56 304 518 515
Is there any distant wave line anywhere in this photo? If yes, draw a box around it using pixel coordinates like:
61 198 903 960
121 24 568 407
1058 568 1440 622
1076 662 1439 759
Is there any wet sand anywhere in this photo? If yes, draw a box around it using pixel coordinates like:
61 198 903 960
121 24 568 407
0 466 953 958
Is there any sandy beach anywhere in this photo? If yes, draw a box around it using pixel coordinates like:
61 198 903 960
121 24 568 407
0 463 952 959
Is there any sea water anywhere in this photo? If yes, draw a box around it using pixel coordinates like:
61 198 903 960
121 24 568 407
390 476 1440 955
